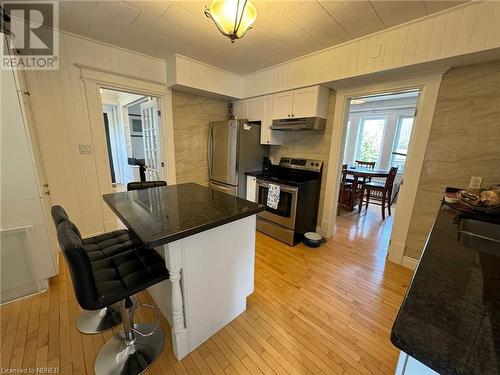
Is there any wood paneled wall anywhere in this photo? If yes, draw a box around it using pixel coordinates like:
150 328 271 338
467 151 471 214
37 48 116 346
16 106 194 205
172 91 228 186
269 91 336 226
405 60 500 259
243 2 500 98
24 32 167 236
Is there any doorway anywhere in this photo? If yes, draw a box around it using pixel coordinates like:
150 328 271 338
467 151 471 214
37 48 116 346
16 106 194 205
99 88 163 192
320 73 443 267
336 90 420 257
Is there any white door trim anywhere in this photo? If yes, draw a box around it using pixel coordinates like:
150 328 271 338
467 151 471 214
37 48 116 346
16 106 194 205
320 73 443 267
78 65 176 232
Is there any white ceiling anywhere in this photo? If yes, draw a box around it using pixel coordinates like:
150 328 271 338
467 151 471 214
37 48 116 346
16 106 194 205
59 0 466 74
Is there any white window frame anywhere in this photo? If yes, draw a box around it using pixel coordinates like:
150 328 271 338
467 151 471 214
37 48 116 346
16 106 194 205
355 115 388 166
390 115 415 174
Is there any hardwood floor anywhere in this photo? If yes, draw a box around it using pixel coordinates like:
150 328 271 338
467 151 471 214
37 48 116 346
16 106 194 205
0 207 412 374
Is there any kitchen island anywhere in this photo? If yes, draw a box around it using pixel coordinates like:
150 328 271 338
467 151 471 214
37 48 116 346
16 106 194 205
391 203 500 375
103 183 264 360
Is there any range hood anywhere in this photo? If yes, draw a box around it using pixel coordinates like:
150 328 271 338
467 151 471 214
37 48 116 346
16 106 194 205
270 117 326 131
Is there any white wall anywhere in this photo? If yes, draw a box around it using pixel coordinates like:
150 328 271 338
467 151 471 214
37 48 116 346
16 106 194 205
25 32 167 236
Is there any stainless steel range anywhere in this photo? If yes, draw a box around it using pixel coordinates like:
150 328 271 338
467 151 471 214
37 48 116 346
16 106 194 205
252 157 323 246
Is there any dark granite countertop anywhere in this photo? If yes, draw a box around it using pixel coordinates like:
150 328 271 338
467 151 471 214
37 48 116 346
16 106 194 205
103 183 264 247
391 204 500 375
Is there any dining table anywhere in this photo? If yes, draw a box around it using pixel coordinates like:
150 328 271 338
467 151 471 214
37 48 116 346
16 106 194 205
344 166 390 211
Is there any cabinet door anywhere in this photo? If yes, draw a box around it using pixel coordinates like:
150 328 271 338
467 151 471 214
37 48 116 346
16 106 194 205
261 95 283 145
232 100 247 119
246 97 265 122
292 86 319 118
246 176 257 202
272 91 293 119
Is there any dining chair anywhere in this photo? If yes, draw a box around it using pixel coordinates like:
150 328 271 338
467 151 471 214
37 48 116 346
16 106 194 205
337 164 352 215
127 180 167 191
359 166 398 220
355 160 376 169
355 160 375 183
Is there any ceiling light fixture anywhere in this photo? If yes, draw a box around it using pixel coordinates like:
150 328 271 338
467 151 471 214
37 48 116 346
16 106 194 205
351 99 366 105
204 0 257 43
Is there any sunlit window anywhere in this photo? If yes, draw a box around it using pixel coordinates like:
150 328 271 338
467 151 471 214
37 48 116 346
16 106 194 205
355 117 386 164
391 116 414 173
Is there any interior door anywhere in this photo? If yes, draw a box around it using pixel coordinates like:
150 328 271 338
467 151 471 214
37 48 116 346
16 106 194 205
208 120 238 186
140 99 161 181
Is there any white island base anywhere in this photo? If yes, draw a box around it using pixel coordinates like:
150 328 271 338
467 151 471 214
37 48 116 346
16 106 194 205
147 215 256 360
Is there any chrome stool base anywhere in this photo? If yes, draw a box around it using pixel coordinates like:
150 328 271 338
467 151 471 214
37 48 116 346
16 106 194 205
94 323 164 375
77 307 122 334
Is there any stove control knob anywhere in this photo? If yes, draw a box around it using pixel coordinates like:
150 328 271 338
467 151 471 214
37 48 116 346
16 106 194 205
310 162 314 166
315 163 320 166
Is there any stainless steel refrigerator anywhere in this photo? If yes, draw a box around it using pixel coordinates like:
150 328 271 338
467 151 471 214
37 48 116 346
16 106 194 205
208 119 267 198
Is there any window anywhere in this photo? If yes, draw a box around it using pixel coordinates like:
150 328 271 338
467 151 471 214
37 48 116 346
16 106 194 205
342 120 351 162
356 117 386 164
391 116 414 173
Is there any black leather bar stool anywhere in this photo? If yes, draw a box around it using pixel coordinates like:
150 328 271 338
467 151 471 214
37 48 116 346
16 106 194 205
127 180 167 191
51 205 141 334
57 221 169 375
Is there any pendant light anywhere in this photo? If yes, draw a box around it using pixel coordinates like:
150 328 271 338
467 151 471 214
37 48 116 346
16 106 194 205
204 0 257 43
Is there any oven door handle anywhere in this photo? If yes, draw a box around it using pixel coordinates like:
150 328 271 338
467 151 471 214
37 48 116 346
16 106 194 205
256 180 298 194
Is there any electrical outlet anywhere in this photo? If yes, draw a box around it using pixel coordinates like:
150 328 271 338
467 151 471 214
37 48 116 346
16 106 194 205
79 144 92 154
468 176 483 189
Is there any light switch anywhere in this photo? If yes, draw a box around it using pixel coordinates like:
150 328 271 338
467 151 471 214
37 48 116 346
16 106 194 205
79 144 92 154
468 176 483 189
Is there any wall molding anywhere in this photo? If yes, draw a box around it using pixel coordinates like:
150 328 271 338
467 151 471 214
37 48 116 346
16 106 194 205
401 256 419 271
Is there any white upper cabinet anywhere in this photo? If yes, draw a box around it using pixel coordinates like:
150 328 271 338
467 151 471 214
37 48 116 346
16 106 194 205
231 95 283 145
261 95 283 145
246 97 265 122
232 100 247 119
272 91 294 119
272 85 329 120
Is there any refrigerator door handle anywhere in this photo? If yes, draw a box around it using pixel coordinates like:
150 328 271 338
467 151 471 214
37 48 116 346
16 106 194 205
208 123 214 178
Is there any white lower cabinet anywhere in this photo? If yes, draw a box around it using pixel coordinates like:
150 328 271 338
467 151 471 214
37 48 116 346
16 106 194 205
246 176 257 202
395 352 438 375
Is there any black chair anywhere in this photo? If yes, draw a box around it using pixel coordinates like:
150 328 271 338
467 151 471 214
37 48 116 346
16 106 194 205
127 180 167 191
57 221 169 375
50 205 141 333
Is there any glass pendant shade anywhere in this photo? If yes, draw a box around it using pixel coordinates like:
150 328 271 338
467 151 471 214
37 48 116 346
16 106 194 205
205 0 257 42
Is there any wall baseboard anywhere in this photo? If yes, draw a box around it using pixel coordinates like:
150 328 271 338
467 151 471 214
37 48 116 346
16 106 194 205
401 256 418 271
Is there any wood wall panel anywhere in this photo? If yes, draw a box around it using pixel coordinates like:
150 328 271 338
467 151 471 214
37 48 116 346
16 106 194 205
24 32 167 236
242 2 500 98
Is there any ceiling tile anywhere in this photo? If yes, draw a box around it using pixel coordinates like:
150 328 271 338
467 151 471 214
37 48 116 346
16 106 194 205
371 1 427 27
423 0 467 14
56 0 466 74
95 1 140 23
121 1 172 18
319 0 385 37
